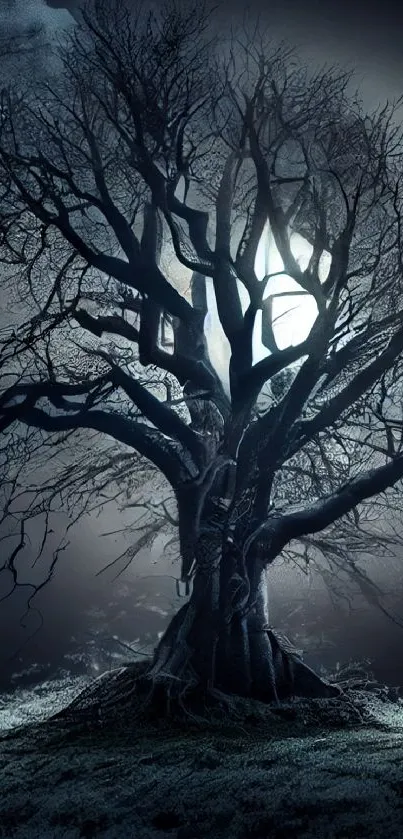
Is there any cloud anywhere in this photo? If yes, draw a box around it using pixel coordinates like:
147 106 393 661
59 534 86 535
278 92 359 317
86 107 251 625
0 0 75 83
0 0 73 36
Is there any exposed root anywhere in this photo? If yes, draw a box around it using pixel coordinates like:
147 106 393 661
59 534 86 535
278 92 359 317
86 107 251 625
46 654 403 738
319 659 403 726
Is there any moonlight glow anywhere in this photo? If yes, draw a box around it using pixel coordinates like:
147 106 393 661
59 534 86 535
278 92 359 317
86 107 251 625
204 227 331 392
253 226 331 359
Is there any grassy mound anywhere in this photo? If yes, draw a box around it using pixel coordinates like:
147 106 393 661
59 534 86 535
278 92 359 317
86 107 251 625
45 657 403 739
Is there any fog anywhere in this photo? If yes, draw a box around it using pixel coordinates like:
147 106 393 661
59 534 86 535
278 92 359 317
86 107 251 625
0 0 403 696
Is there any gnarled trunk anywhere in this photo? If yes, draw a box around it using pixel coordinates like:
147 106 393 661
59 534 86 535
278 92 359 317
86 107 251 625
148 531 340 704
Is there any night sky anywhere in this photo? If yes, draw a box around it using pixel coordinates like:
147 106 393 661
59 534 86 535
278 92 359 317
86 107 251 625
1 0 403 690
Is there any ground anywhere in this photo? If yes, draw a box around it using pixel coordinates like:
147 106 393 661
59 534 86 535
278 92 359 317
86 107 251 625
1 663 403 838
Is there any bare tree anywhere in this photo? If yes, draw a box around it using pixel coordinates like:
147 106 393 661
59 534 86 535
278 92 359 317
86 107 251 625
1 0 403 707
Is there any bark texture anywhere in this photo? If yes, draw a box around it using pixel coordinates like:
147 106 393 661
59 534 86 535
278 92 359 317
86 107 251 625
147 542 340 705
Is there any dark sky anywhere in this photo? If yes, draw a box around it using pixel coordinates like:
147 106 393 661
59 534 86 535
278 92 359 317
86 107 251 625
44 0 403 105
229 0 403 106
47 0 403 54
1 0 403 690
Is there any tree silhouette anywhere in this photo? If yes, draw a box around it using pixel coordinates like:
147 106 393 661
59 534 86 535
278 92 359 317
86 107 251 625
1 0 403 706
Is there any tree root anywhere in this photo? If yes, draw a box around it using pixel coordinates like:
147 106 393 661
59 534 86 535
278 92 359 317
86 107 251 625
48 652 399 739
49 629 347 733
50 641 403 741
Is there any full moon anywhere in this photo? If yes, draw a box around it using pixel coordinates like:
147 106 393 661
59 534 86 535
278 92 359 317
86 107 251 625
253 225 331 361
203 227 330 393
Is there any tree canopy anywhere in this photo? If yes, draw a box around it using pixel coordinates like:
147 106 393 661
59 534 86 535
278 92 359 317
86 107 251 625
1 0 403 631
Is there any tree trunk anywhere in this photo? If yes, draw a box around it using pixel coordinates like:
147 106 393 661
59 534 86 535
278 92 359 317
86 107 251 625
148 535 340 704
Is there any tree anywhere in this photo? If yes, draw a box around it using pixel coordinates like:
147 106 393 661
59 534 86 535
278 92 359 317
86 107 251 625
1 0 403 709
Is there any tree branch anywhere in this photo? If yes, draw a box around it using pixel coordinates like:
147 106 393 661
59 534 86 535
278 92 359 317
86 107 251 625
297 326 403 447
3 403 187 489
280 453 403 542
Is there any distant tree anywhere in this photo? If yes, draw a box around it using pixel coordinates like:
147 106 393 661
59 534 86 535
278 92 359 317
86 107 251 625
2 0 403 707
